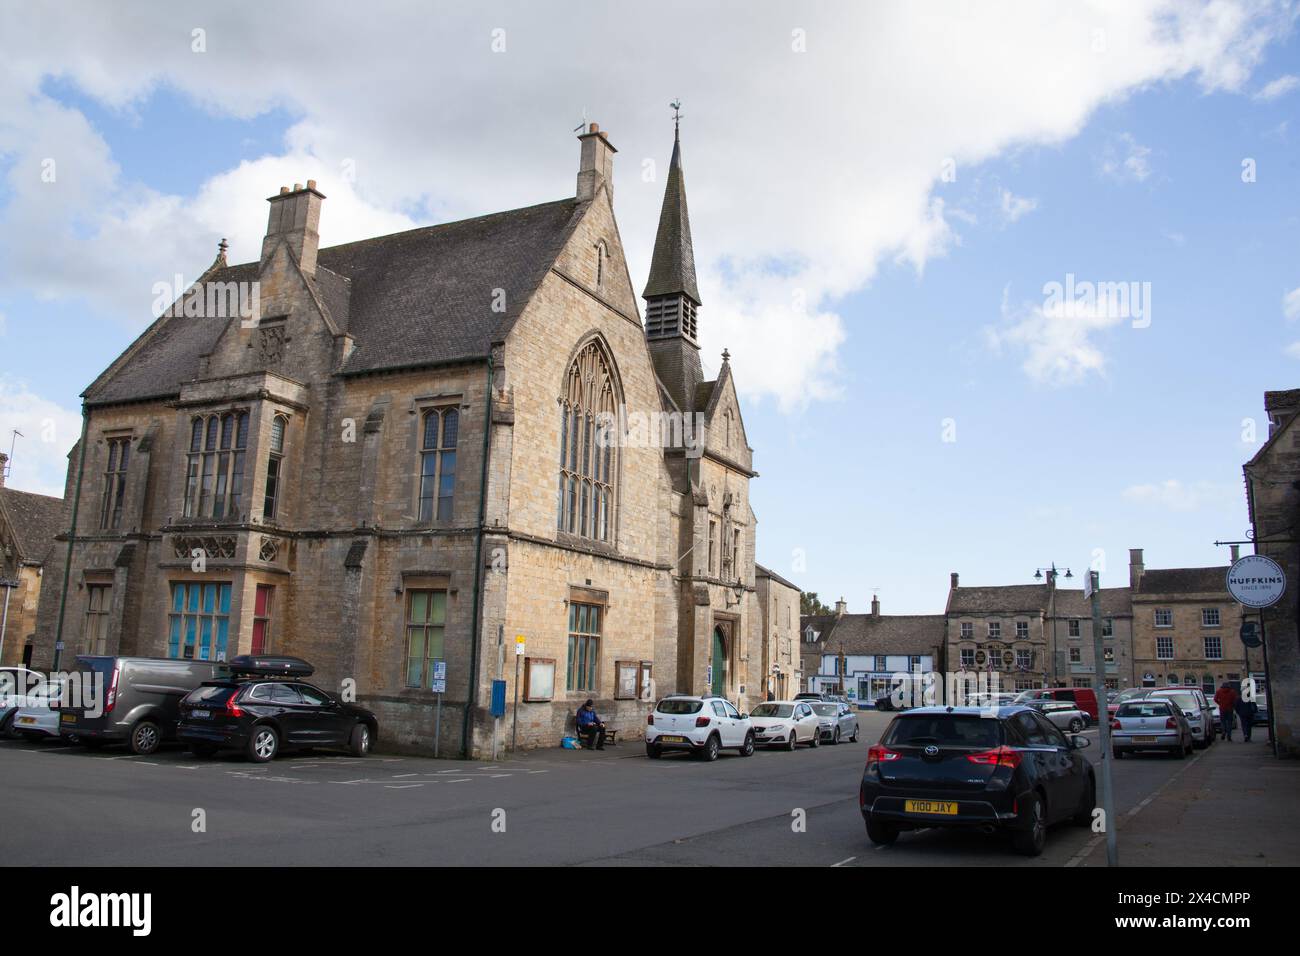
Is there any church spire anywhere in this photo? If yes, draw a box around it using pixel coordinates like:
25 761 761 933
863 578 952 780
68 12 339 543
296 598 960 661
643 104 701 342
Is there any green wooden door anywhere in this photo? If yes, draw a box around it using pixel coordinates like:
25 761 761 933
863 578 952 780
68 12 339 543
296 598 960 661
711 626 726 697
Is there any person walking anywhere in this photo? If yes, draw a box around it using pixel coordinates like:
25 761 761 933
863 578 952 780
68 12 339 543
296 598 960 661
1214 682 1239 741
1235 693 1259 743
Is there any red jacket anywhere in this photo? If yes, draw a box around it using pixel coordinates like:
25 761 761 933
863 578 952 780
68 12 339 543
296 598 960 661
1214 686 1239 713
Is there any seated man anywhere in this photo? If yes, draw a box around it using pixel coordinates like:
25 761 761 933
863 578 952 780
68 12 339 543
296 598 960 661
575 699 606 750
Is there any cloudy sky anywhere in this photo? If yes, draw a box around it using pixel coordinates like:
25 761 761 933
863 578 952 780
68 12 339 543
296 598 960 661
1 0 1298 612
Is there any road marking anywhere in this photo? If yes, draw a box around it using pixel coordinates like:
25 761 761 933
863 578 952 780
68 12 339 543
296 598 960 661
446 778 472 783
330 779 369 785
1065 749 1204 867
385 784 423 789
489 774 511 778
391 773 418 778
831 856 857 867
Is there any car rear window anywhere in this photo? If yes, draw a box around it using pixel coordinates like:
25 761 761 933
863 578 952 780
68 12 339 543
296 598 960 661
1117 701 1172 718
1152 692 1196 710
184 685 237 705
657 699 703 715
886 714 1002 748
812 704 838 717
752 703 794 718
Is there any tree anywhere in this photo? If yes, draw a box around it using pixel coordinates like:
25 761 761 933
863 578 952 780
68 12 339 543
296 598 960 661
801 591 832 616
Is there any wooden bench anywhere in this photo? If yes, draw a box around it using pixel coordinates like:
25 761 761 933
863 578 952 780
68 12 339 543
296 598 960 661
570 715 618 747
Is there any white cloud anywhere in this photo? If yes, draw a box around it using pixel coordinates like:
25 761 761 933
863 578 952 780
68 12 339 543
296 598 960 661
1283 286 1300 321
1255 74 1300 99
1122 479 1239 512
0 0 1291 410
0 377 82 497
985 283 1128 385
999 189 1039 223
1098 132 1154 182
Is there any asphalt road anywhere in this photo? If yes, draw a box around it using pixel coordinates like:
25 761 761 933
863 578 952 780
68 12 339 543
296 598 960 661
1 712 1202 866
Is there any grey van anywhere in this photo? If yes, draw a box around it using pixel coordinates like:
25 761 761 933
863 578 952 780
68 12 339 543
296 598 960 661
59 656 231 755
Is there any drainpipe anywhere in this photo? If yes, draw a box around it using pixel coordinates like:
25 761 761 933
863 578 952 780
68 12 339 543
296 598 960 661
461 355 495 758
52 410 90 672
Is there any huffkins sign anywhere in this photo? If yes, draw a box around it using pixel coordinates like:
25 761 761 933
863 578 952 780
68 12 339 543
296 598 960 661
1226 554 1287 609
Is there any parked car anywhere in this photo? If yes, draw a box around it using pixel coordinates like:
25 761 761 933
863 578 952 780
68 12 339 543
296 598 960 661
9 677 67 741
645 694 754 760
1013 687 1100 721
967 692 1018 709
811 701 860 744
176 655 377 762
59 656 232 754
1027 699 1089 733
860 705 1095 856
1111 699 1193 758
749 700 822 750
1147 687 1213 748
0 666 45 738
1108 686 1149 718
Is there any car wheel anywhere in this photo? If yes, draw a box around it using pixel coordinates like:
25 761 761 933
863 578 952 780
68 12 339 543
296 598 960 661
700 734 720 762
645 743 662 759
248 725 279 763
850 725 859 743
809 729 820 748
1068 718 1083 733
190 743 218 759
1012 793 1047 856
0 712 17 740
833 728 841 745
739 732 755 757
785 730 797 752
129 720 161 756
348 723 371 757
1072 773 1096 827
865 816 898 846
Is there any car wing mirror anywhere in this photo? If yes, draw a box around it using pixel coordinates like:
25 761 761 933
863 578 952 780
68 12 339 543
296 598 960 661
1071 735 1092 749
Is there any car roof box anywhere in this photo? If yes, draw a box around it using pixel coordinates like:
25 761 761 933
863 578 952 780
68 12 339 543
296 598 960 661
228 655 314 678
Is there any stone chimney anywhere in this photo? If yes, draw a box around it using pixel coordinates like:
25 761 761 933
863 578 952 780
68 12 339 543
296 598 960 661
1129 548 1144 591
1230 544 1240 563
835 597 847 618
950 572 959 590
871 594 880 618
576 123 616 202
0 451 7 488
262 180 324 277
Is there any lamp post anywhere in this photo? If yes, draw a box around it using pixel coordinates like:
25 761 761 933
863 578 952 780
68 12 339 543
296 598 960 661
1033 564 1072 687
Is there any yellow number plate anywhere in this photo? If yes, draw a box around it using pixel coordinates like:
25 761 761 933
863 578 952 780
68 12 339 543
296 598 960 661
904 799 958 815
61 713 76 724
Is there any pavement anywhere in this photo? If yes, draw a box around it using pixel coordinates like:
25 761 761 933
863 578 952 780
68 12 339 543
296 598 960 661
1073 734 1300 867
3 711 1296 867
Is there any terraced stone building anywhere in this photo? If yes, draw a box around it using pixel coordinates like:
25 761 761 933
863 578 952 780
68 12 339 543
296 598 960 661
31 122 777 756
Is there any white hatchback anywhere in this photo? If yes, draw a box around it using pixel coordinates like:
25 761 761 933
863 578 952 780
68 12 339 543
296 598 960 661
645 695 754 761
750 700 823 750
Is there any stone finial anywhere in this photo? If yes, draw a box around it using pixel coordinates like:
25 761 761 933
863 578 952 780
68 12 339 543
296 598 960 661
721 348 730 365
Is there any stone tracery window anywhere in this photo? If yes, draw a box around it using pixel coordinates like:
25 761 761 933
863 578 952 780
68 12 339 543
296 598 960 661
558 341 618 542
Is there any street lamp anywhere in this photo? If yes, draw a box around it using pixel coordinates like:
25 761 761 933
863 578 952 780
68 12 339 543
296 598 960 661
1033 564 1072 687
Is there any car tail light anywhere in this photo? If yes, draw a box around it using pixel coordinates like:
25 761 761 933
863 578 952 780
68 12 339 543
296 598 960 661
1165 717 1177 730
966 746 1022 768
866 745 901 765
104 666 121 715
695 716 711 728
1110 719 1122 731
646 714 654 726
225 693 245 718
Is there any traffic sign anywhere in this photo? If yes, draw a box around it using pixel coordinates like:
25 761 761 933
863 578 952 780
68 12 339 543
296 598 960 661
515 635 526 657
1227 554 1286 609
430 659 447 693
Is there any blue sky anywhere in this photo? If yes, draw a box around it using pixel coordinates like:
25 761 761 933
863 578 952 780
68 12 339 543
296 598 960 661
1 2 1297 614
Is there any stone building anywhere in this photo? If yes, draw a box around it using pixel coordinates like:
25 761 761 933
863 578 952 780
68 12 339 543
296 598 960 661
800 596 944 703
1128 548 1247 693
30 120 769 757
1046 587 1134 690
1243 389 1300 756
945 576 1053 691
754 564 801 703
0 454 64 667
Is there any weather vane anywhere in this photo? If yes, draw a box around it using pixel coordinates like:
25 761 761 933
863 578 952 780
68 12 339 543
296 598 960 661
573 106 588 134
670 99 682 132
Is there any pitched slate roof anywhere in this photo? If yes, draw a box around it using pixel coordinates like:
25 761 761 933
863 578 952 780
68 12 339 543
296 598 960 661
1134 567 1229 596
642 130 700 303
947 583 1048 615
0 487 66 565
84 198 584 405
756 563 800 591
810 613 946 657
1050 587 1133 617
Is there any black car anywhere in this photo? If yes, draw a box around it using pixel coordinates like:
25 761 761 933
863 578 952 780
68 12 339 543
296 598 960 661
859 705 1095 856
176 655 378 762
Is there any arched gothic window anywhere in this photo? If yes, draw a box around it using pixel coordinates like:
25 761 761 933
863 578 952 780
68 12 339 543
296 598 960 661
558 341 618 542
